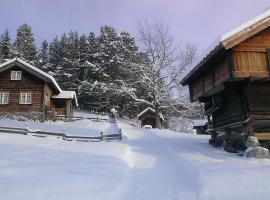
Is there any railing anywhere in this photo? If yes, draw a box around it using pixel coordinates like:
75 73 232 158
0 125 122 142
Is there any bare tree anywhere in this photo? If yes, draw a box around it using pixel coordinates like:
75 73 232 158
120 21 196 129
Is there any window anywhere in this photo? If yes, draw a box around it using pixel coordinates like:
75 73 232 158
11 71 22 80
20 92 32 104
0 92 9 104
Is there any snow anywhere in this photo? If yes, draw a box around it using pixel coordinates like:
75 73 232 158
221 8 270 42
0 58 62 93
0 113 119 137
51 91 78 106
192 119 207 127
0 58 78 105
183 8 270 84
0 113 270 199
137 107 164 121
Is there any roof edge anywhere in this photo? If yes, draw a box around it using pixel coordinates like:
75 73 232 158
181 43 224 85
0 58 62 93
181 8 270 86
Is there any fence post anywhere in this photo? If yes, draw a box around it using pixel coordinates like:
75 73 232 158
100 131 104 141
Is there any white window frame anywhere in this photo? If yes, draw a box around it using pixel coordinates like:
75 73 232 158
20 92 32 104
11 71 22 80
0 92 9 104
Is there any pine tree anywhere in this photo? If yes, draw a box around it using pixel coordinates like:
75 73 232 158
0 29 11 63
99 26 120 80
12 24 37 64
62 31 80 90
37 40 49 69
54 33 69 86
49 37 61 67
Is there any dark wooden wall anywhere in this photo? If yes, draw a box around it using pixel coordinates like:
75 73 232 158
247 83 270 116
0 66 45 113
212 86 246 129
190 57 230 101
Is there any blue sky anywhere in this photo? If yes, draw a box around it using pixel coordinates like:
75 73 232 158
0 0 269 54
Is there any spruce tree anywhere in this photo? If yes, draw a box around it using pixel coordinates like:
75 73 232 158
49 37 61 67
99 26 120 80
12 24 37 63
63 31 80 90
0 29 11 63
78 34 89 80
37 40 49 69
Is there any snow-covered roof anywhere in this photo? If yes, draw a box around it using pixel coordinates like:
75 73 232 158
51 91 78 107
0 58 62 92
181 8 270 85
221 8 270 43
192 119 207 127
0 58 78 106
137 107 164 121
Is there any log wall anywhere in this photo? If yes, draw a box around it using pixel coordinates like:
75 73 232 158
190 57 230 101
0 66 45 113
212 86 246 128
247 83 270 116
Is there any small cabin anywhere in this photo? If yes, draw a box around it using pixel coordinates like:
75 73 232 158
192 119 207 134
181 9 270 144
0 58 78 120
137 107 164 129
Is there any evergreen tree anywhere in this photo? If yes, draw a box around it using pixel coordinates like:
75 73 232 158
37 40 49 69
86 32 105 81
62 31 80 90
0 29 11 62
98 26 120 80
54 33 69 86
12 24 37 63
49 37 61 67
78 34 88 80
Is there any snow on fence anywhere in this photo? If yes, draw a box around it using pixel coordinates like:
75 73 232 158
0 118 122 142
0 125 122 142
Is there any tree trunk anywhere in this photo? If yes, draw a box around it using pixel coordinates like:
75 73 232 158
154 104 162 129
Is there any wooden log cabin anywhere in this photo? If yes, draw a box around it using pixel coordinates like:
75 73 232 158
0 58 78 120
181 9 270 144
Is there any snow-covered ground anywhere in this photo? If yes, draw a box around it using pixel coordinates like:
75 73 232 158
0 114 270 200
0 112 119 137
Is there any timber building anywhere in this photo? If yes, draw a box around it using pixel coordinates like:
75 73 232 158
181 9 270 142
0 58 77 120
137 107 164 129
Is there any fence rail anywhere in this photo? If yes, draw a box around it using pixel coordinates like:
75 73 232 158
0 126 122 142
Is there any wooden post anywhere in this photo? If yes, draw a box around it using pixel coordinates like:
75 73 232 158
154 104 162 129
244 116 255 136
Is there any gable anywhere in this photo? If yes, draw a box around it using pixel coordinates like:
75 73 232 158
233 26 270 52
232 26 270 78
181 9 270 86
0 58 62 93
0 65 45 86
222 12 270 49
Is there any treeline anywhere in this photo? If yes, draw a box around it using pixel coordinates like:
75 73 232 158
0 24 153 116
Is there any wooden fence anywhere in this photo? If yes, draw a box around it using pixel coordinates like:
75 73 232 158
0 125 122 142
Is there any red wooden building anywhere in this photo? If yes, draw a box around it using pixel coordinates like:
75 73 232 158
181 9 270 145
0 58 78 120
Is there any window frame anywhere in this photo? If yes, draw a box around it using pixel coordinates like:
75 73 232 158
19 92 32 104
11 71 22 80
0 92 9 104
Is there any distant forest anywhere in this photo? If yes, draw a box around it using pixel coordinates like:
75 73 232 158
0 24 203 123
